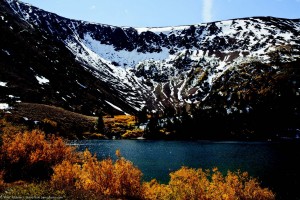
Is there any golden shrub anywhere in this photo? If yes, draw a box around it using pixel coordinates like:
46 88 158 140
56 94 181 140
121 129 144 139
0 118 27 136
142 179 171 200
113 156 143 197
51 160 81 190
1 129 76 165
51 149 143 199
42 118 58 128
142 167 275 200
206 169 275 200
76 149 115 195
0 129 77 181
168 167 210 200
114 115 136 124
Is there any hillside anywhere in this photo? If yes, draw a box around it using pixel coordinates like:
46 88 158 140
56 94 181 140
0 102 148 140
1 0 300 139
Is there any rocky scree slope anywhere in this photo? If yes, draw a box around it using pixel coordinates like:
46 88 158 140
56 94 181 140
1 0 300 134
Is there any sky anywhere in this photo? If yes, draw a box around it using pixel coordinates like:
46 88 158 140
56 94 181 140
20 0 300 27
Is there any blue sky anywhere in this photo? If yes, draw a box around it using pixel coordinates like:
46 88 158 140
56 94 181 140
20 0 300 27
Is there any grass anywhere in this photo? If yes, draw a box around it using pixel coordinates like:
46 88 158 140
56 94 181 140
6 103 97 139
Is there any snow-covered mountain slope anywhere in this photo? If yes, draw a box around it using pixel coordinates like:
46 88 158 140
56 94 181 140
1 0 300 117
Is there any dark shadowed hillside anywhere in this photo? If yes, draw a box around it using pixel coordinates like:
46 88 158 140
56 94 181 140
1 0 300 139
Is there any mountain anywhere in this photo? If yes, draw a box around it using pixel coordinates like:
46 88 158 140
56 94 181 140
1 0 300 138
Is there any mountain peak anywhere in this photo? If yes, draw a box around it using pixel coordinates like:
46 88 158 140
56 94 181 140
1 0 300 129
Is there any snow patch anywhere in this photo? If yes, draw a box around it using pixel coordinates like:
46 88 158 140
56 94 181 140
177 79 187 101
2 49 10 55
0 81 8 87
76 80 87 89
83 33 170 67
35 75 49 85
0 103 10 110
136 25 190 34
105 100 128 115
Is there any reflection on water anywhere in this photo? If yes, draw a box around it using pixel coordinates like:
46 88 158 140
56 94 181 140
70 140 300 200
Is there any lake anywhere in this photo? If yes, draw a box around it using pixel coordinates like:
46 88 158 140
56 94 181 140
71 139 300 200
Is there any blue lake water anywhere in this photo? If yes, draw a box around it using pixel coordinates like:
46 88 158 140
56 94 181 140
71 140 300 200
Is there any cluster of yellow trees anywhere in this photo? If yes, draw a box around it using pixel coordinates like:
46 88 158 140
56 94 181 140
0 129 275 199
104 115 145 139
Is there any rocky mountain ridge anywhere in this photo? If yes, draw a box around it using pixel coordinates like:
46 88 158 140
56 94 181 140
1 0 300 137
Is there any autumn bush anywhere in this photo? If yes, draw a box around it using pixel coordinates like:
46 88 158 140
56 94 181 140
51 149 143 199
104 115 136 129
0 116 28 137
122 129 144 139
104 115 138 137
142 166 275 200
52 151 275 200
142 179 171 199
114 115 136 126
0 129 77 182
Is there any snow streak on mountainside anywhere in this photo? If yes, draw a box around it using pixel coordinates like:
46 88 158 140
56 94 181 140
2 0 300 116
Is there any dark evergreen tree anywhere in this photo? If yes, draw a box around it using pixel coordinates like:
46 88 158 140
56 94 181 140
96 113 105 132
145 112 160 139
137 106 148 124
177 108 193 139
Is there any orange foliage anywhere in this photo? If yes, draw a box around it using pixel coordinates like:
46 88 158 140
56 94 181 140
76 150 115 195
0 117 27 136
121 129 144 139
104 115 137 135
142 167 275 200
142 179 171 200
1 129 76 165
0 129 77 181
51 160 81 190
51 149 143 199
168 167 210 200
206 168 275 200
104 115 136 127
113 115 136 125
113 155 143 197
